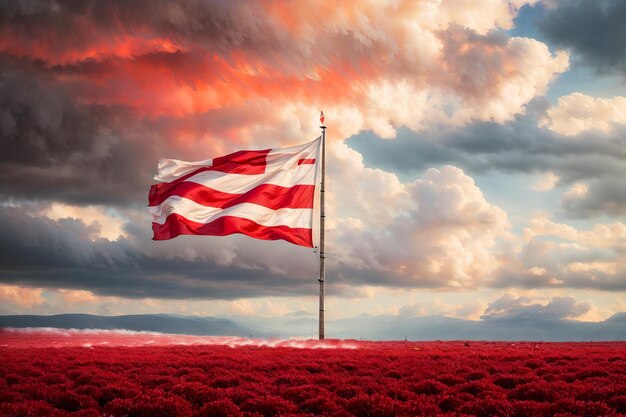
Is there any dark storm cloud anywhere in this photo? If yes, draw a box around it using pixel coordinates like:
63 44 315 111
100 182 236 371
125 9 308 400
0 56 284 207
562 177 626 217
492 266 626 292
0 61 157 206
0 0 269 47
0 204 330 300
347 107 626 219
0 0 314 74
348 109 626 177
481 295 591 321
537 0 626 75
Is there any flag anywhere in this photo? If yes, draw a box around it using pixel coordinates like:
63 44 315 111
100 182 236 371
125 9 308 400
149 138 321 247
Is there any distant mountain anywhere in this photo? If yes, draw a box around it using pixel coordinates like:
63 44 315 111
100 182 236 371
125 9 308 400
607 312 626 323
327 314 626 341
1 313 624 341
224 313 318 338
0 314 261 337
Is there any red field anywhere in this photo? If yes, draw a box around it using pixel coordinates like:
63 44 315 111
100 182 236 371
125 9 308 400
1 329 625 417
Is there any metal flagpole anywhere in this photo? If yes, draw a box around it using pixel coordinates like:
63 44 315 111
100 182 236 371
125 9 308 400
319 114 326 340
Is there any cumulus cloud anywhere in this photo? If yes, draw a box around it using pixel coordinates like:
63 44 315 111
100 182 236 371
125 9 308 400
495 216 626 290
542 93 626 136
436 28 567 125
532 172 559 191
523 217 577 241
329 154 510 289
348 106 626 219
481 294 592 321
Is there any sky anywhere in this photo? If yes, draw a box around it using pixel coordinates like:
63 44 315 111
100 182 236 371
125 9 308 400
0 0 625 329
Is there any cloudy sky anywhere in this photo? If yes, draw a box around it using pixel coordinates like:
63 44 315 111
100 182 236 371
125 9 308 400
1 0 625 328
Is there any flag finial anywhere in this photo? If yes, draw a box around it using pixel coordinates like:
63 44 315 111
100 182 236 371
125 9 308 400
320 110 325 125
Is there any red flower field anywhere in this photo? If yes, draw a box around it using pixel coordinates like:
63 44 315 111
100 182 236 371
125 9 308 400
1 329 625 416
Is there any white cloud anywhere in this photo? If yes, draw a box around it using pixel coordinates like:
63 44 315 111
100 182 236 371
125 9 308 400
562 182 589 200
329 152 510 288
497 216 626 290
523 216 578 241
43 203 126 241
542 93 626 136
532 172 559 191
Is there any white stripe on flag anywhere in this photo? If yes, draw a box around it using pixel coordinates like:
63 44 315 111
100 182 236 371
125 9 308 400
150 137 321 247
183 164 316 194
149 196 313 229
155 157 213 182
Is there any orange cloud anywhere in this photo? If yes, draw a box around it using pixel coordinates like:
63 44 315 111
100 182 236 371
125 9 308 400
0 285 44 308
1 0 565 130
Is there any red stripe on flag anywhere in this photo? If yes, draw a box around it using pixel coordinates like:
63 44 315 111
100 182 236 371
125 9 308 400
149 182 315 210
157 149 271 190
152 214 313 247
211 149 270 175
150 139 320 247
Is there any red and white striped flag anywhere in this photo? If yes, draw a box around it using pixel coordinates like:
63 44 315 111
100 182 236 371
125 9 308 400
148 138 320 247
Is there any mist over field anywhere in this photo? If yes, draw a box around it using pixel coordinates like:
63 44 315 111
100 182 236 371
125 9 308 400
2 312 625 341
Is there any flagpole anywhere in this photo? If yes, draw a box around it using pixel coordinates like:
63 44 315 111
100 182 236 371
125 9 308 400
319 121 326 340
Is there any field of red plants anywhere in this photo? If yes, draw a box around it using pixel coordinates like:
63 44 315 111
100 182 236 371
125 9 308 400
1 329 625 417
